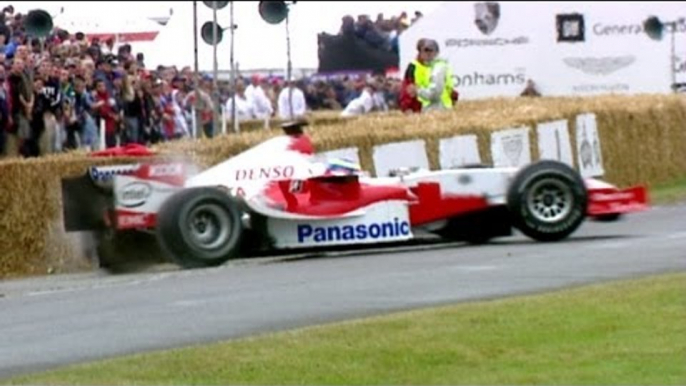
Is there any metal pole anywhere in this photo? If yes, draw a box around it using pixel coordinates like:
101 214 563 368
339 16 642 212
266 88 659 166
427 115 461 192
230 1 238 133
670 21 677 93
212 1 219 136
193 1 201 139
286 12 293 120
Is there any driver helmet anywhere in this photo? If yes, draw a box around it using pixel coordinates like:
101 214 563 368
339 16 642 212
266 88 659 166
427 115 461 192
324 157 362 176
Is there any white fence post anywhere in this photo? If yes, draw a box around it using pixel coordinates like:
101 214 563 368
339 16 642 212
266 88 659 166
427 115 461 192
99 119 106 150
222 105 227 135
191 107 197 139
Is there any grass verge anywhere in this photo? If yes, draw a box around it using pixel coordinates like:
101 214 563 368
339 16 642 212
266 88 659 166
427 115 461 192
651 176 686 204
4 272 685 385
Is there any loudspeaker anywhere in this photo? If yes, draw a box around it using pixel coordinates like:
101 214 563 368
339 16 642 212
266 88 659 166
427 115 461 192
643 16 664 41
24 9 53 38
259 1 289 24
201 21 223 45
202 1 229 10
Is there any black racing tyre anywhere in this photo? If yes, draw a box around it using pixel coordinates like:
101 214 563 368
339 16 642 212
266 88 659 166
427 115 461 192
592 213 622 222
156 187 243 269
507 160 587 242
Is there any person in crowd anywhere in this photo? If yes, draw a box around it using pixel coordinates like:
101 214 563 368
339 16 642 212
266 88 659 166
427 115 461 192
319 86 342 110
225 79 255 123
7 57 32 157
340 15 355 36
0 4 428 158
400 38 456 113
121 62 144 144
278 80 307 120
341 79 383 117
72 74 98 149
184 75 215 138
244 74 260 105
0 64 8 156
520 79 542 97
252 77 274 120
244 74 273 120
36 61 63 155
92 78 119 148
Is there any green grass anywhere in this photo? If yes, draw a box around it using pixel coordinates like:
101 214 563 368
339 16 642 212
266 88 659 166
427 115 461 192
652 176 686 204
5 272 685 385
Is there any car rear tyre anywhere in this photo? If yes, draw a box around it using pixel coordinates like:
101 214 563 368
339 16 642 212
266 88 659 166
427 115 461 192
156 187 243 269
507 160 587 242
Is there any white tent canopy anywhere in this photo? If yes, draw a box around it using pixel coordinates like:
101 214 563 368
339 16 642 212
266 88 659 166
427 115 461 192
53 11 162 36
143 2 320 72
143 1 444 73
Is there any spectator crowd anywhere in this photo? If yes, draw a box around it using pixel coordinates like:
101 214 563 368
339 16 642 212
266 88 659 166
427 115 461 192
339 10 423 53
0 5 423 159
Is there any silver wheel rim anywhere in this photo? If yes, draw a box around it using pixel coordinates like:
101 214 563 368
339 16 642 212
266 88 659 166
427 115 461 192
187 203 231 252
526 178 573 223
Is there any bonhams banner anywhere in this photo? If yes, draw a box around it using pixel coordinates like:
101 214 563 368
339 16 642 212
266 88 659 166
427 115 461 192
399 2 685 99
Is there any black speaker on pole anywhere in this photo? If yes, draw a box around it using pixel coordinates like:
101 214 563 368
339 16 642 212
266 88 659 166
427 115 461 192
201 21 224 44
259 1 289 24
24 9 53 38
202 1 229 10
643 16 664 41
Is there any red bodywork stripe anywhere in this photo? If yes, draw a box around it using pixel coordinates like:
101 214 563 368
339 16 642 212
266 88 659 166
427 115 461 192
587 185 649 215
408 182 490 226
265 177 412 217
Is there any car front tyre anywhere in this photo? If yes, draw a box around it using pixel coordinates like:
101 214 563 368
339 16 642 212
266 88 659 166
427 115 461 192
507 161 587 242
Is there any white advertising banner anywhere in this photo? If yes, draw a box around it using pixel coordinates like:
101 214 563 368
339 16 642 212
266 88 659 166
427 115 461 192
399 2 686 99
536 120 574 167
317 147 361 166
490 127 532 168
372 140 430 177
439 135 482 169
401 2 538 100
575 113 605 178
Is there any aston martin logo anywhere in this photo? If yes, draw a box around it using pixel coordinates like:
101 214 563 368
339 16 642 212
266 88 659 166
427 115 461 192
563 56 636 76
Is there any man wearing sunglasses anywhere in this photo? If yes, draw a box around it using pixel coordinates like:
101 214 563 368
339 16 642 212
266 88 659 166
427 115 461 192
399 38 456 113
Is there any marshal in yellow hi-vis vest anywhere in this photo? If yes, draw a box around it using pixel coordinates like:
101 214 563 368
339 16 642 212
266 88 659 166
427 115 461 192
411 58 454 110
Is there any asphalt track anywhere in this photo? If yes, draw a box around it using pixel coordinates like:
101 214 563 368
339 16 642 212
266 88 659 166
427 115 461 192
0 203 685 379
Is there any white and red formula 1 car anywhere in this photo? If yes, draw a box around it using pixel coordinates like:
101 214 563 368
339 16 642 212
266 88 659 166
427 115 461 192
61 122 649 269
